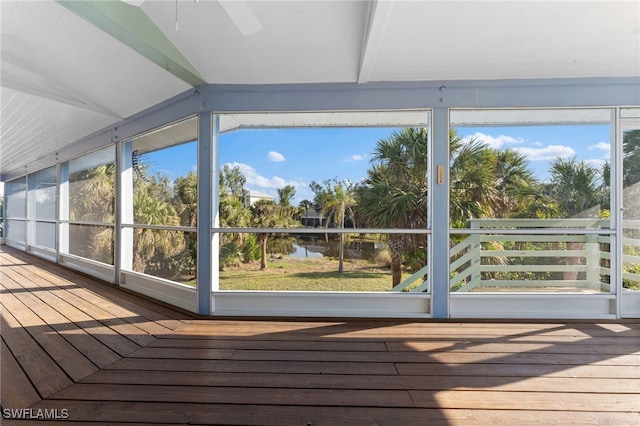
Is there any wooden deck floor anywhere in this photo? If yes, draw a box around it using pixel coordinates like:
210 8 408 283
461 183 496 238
1 246 639 425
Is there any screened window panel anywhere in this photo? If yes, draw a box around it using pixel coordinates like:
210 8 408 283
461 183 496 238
68 147 115 223
6 219 26 243
6 177 26 218
28 167 57 221
69 224 114 265
28 221 56 249
130 116 198 228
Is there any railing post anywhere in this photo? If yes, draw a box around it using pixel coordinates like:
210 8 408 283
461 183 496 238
586 233 600 290
469 220 481 289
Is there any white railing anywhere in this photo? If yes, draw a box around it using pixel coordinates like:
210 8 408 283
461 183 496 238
392 218 640 293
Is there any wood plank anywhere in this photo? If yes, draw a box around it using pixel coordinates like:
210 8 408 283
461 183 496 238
228 349 638 366
396 362 639 379
411 390 640 412
0 339 41 408
0 308 73 398
106 355 635 378
13 251 195 324
147 337 388 352
19 282 159 348
48 383 416 408
0 288 98 380
388 340 640 354
25 400 640 426
170 321 640 339
1 273 121 368
159 329 640 345
1 267 140 357
127 347 235 359
106 357 400 375
80 369 640 393
126 344 639 367
178 319 640 334
0 250 193 332
6 259 182 335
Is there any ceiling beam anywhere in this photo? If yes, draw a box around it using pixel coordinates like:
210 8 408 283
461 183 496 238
57 0 206 87
357 0 393 84
1 53 122 118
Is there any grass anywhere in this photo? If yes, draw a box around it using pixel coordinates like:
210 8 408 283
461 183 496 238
218 257 396 291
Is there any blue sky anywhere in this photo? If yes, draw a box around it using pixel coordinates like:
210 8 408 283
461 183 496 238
146 124 611 205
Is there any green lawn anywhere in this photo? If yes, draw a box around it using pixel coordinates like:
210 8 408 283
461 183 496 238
218 257 396 291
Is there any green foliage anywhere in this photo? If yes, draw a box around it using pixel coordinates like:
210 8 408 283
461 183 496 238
277 185 296 206
173 172 198 227
622 129 640 187
402 246 427 273
354 128 429 286
64 126 634 290
251 199 300 269
547 156 603 217
220 164 249 206
242 234 262 261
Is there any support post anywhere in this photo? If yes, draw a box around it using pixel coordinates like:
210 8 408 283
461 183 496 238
58 162 69 262
612 108 623 318
431 107 450 318
196 112 218 315
116 138 134 284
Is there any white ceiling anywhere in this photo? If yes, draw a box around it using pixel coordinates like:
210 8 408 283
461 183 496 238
1 0 639 176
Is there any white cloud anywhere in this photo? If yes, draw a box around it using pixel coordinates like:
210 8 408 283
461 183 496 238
589 141 610 152
515 144 576 161
589 141 611 159
345 154 365 162
225 162 305 191
464 132 524 149
267 151 285 162
533 141 543 146
585 158 606 169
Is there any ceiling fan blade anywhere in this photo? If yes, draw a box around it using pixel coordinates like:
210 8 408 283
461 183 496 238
120 0 262 36
121 0 146 6
218 0 262 36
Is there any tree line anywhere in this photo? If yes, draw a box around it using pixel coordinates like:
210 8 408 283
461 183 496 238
65 128 640 287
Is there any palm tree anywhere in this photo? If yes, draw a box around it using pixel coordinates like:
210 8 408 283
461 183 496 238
173 172 198 276
133 185 185 274
69 163 116 263
449 135 498 227
357 128 541 286
548 156 602 217
492 148 537 217
69 163 115 222
218 186 254 268
221 164 249 206
622 129 640 188
277 185 296 206
547 156 603 280
251 199 299 270
174 172 198 227
356 128 428 286
320 179 357 273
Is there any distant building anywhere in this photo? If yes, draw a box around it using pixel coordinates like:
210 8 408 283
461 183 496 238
300 209 326 227
247 190 275 206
